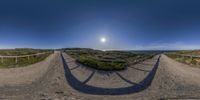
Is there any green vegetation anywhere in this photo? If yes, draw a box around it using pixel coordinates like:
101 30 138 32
191 59 198 65
64 48 154 71
166 50 200 67
0 48 52 68
77 56 126 70
166 50 200 55
0 48 50 56
0 55 48 68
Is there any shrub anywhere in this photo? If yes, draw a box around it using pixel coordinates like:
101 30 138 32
166 54 178 59
77 56 126 71
191 59 198 65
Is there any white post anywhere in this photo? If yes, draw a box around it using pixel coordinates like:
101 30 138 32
191 56 193 60
28 56 30 61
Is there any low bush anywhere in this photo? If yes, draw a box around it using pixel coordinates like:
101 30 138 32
191 59 198 65
77 56 126 71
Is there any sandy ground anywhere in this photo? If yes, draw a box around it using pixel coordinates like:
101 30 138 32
0 52 200 100
0 54 55 87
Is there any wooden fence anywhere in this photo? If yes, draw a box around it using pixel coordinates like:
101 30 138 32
175 54 200 59
0 52 52 63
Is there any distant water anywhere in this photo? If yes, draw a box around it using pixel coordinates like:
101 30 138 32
129 50 178 54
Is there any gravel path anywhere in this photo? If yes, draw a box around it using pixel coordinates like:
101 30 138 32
0 53 54 87
0 52 200 100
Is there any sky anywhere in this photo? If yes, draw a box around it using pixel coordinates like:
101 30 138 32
0 0 200 50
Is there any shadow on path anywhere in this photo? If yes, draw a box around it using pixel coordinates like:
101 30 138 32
61 53 161 95
127 66 151 72
70 65 80 70
115 72 138 85
82 71 96 84
65 60 76 63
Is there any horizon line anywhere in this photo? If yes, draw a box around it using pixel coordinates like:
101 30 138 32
0 47 199 51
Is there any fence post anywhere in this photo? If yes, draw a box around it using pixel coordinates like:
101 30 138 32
15 57 18 63
28 56 30 61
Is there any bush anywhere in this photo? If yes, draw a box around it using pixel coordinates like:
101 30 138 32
166 54 178 59
191 59 198 65
77 56 126 71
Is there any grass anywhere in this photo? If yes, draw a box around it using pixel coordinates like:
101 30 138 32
64 48 154 71
166 50 200 67
0 55 48 68
0 48 52 68
0 48 50 56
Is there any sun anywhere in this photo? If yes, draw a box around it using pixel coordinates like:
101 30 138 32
100 37 106 43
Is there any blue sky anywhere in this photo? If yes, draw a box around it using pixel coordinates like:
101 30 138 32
0 0 200 50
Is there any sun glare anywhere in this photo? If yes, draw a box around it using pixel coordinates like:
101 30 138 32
100 37 106 43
